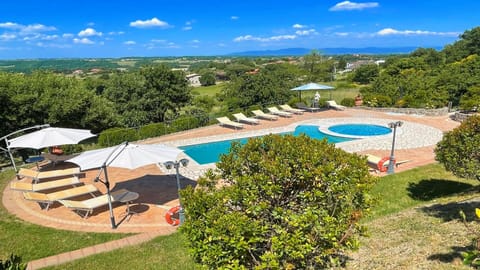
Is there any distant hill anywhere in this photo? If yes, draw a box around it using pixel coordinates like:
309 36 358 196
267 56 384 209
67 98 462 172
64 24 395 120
228 46 443 56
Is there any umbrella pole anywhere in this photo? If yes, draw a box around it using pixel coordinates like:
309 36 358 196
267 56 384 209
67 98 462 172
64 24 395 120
102 165 116 229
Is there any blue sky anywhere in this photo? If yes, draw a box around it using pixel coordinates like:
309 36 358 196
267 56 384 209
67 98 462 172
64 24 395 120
0 0 478 59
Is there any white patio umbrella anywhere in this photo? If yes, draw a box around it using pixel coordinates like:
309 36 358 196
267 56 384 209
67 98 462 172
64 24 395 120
4 126 96 173
7 127 96 149
66 142 183 229
291 82 335 101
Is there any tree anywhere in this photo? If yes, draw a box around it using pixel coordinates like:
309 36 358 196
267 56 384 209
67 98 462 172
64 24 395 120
352 64 379 84
435 115 480 181
444 26 480 63
181 134 376 269
199 71 216 86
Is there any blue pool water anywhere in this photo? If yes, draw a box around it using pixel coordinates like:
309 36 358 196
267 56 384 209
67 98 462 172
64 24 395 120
180 125 353 165
328 124 391 137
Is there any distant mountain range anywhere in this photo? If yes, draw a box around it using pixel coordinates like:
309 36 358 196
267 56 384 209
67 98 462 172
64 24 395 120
227 46 443 56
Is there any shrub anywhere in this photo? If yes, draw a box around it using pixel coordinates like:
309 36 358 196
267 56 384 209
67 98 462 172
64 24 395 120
181 134 376 269
341 97 355 107
170 116 201 132
98 127 138 147
435 115 480 181
138 123 171 139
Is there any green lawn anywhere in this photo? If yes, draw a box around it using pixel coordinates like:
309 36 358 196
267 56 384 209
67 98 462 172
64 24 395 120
2 163 477 268
191 83 224 97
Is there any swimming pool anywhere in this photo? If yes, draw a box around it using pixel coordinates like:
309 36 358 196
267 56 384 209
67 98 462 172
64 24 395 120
328 124 391 137
180 125 354 165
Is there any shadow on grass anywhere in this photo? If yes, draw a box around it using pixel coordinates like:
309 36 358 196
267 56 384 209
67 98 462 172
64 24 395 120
407 179 474 201
420 199 480 222
427 245 470 264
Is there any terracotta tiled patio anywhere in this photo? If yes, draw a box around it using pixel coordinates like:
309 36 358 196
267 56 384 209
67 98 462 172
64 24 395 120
2 108 461 234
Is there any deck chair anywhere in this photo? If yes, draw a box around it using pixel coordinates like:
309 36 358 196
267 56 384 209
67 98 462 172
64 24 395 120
365 154 411 173
10 176 81 192
216 117 244 129
233 113 260 125
326 100 346 111
279 104 305 114
267 107 293 117
18 167 81 183
251 110 278 121
58 189 130 218
295 102 321 112
23 184 98 210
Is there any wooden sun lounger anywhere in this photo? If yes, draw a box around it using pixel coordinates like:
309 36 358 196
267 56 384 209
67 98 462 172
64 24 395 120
365 154 411 172
23 184 98 210
326 100 346 111
58 189 130 218
216 117 244 129
267 107 293 117
251 110 278 120
233 113 260 125
10 176 81 192
17 167 81 183
279 104 305 114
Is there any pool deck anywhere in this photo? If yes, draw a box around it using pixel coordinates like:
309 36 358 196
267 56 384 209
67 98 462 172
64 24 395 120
3 107 460 235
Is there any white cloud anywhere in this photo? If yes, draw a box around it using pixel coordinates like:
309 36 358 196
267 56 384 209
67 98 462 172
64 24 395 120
0 22 21 29
191 39 200 43
231 16 239 20
376 28 459 36
295 29 317 36
73 37 94 44
182 26 192 31
78 28 103 37
293 24 306 29
330 1 379 11
0 33 16 41
234 34 296 42
108 31 125 35
0 22 56 35
130 17 170 28
335 32 350 36
124 40 136 45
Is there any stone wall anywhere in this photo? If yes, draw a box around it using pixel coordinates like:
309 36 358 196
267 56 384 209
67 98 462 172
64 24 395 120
453 111 478 122
352 106 449 116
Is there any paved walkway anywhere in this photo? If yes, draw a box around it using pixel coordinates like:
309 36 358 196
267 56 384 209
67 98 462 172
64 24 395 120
1 107 460 269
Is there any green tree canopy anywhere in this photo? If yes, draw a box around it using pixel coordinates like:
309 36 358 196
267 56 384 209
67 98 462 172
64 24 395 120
181 134 376 269
435 115 480 181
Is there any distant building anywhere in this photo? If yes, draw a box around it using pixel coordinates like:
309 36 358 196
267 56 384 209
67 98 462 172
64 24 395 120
186 73 201 86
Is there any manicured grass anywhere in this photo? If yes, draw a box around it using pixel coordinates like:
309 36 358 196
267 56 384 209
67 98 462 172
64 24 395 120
0 169 129 263
192 83 224 97
366 163 478 221
45 232 195 270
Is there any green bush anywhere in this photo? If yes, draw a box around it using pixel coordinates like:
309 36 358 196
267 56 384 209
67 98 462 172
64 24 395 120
341 97 355 107
138 123 171 140
98 127 138 147
435 115 480 181
364 95 392 107
170 116 201 132
181 134 376 269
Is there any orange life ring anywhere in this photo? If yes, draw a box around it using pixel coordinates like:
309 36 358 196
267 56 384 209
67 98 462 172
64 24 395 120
165 205 181 226
377 157 395 172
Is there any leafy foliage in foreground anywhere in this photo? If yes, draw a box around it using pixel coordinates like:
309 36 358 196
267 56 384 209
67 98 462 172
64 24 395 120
435 115 480 181
181 134 376 269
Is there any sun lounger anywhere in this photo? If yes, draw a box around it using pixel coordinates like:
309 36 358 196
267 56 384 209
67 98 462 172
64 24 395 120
365 154 411 172
295 102 321 112
10 176 81 192
326 100 346 111
251 110 278 120
267 107 293 117
216 117 244 129
23 184 98 210
17 167 81 183
233 113 260 125
279 104 305 114
58 188 130 218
